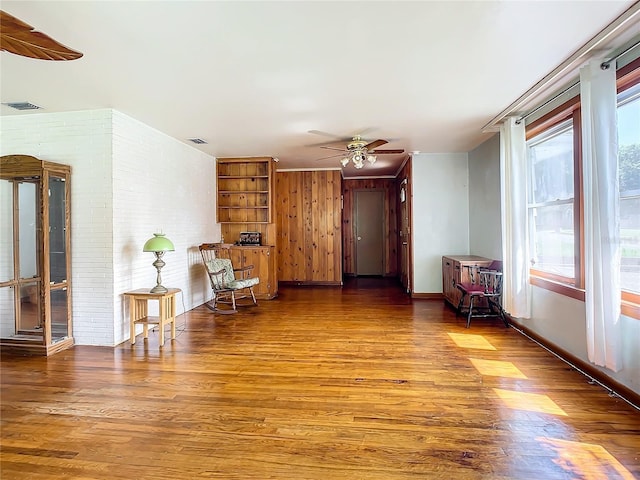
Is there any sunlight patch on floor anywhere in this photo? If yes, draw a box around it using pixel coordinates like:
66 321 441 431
447 332 496 350
537 437 635 480
493 388 567 416
469 358 527 379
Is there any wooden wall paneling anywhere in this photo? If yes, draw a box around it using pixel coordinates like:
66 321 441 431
294 172 306 281
303 172 314 281
312 172 324 281
386 180 398 277
275 173 288 280
327 171 341 283
276 170 342 284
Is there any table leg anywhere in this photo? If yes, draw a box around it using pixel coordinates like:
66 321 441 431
159 295 166 347
130 296 136 344
170 294 176 340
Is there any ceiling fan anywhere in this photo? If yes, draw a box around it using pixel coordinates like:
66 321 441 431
309 131 404 169
0 10 83 61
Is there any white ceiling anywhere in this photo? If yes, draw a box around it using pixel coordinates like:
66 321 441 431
1 1 638 178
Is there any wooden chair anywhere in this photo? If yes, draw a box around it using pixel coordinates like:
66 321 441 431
455 260 508 328
199 243 259 314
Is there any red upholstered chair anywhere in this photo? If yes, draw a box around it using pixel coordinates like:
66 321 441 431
455 260 508 328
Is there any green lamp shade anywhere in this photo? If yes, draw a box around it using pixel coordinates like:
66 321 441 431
143 233 175 252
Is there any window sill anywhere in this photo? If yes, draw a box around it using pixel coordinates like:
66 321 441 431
530 275 585 301
621 300 640 320
530 276 640 320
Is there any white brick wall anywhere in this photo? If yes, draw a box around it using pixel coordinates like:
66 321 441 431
1 109 114 345
0 109 219 346
111 110 218 345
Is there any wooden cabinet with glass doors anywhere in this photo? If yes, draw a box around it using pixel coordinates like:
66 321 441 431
0 155 73 355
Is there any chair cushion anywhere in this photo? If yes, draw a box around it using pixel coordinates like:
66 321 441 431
206 258 235 285
227 277 260 289
206 258 259 290
455 282 486 295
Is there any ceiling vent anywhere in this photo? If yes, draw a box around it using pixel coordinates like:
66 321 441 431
188 138 207 145
3 102 42 111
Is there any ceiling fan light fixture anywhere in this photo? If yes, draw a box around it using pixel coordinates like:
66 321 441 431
311 132 403 170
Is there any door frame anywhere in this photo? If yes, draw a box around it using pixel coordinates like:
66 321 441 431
399 175 413 294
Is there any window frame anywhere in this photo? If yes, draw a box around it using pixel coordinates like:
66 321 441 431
526 98 585 302
617 57 640 318
524 57 640 318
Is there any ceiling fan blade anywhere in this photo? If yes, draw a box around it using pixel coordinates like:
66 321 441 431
314 153 346 161
320 146 348 152
364 139 388 150
351 127 377 137
370 149 405 154
308 130 351 140
0 10 83 61
305 139 350 148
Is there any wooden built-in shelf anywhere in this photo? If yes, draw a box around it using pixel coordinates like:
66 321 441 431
216 156 276 240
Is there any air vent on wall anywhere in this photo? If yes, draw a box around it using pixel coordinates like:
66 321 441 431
188 138 207 144
3 102 42 111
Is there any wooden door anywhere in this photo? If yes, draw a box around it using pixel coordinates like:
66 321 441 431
399 179 411 292
355 190 384 276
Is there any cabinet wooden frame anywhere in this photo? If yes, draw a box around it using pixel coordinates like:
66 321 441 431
216 157 273 225
442 255 493 310
0 155 73 356
200 243 277 300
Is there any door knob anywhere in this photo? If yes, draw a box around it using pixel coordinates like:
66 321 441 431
357 236 362 241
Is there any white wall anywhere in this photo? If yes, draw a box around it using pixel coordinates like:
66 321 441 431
111 111 219 345
1 109 115 345
412 153 469 293
0 109 219 346
468 134 502 260
469 135 640 395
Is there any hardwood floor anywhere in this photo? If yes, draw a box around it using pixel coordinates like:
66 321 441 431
2 278 639 479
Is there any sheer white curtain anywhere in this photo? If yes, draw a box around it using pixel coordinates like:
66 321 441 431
580 56 622 371
500 117 531 319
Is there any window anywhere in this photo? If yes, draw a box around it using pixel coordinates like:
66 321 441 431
617 69 640 313
524 57 640 317
527 120 576 282
526 101 582 294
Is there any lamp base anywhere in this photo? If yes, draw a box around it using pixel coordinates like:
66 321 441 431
150 284 168 294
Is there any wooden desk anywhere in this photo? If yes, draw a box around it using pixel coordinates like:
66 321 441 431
124 288 180 346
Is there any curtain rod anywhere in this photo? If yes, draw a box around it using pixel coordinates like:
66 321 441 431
515 81 579 124
601 38 640 70
515 38 640 125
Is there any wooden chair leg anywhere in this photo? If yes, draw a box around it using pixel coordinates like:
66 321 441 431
249 287 257 305
466 296 475 328
456 293 467 317
491 299 509 327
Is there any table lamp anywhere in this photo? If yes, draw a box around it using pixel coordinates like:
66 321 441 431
143 233 175 293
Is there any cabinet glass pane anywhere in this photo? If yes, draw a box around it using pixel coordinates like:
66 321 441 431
49 176 67 284
51 288 69 341
0 180 14 283
19 282 41 332
18 182 38 280
0 286 16 337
